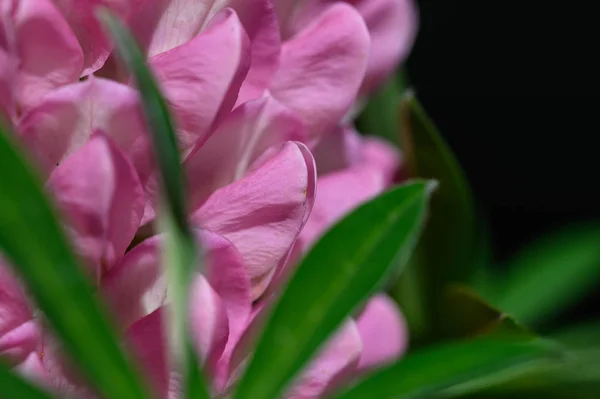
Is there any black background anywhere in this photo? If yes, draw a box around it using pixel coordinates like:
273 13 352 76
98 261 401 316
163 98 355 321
405 1 600 322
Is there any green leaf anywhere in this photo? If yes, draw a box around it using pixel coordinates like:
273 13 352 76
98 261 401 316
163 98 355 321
493 223 600 326
331 338 562 399
233 181 433 399
0 365 56 399
0 126 149 399
395 91 478 342
99 10 208 399
356 72 405 146
438 284 532 340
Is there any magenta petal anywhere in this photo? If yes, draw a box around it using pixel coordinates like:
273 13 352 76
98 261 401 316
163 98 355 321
13 352 49 387
18 76 151 180
356 0 418 92
183 95 306 214
46 132 144 279
287 320 362 399
270 3 370 141
356 294 408 371
149 8 251 156
312 126 362 175
0 5 15 123
12 0 83 110
51 0 131 75
144 0 214 57
191 141 317 299
226 0 281 104
0 261 36 365
359 136 401 184
300 166 385 250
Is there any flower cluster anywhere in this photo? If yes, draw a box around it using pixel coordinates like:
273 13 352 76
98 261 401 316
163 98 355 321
0 0 417 397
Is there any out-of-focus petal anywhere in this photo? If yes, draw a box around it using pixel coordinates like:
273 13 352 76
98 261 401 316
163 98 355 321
270 3 370 142
354 0 418 92
356 294 408 371
18 77 151 180
13 352 49 387
13 0 83 110
359 136 401 184
46 133 144 279
0 4 16 123
51 0 131 75
0 261 36 365
311 126 361 175
191 141 316 299
286 320 362 399
299 166 385 250
149 8 250 156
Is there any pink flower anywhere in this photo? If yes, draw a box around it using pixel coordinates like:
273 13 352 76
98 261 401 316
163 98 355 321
0 1 412 397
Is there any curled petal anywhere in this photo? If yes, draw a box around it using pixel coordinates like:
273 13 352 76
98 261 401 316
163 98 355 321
270 3 370 141
356 294 408 371
149 8 251 156
191 141 316 299
299 166 385 250
51 0 131 75
46 132 145 279
13 0 83 110
18 77 151 180
311 126 362 175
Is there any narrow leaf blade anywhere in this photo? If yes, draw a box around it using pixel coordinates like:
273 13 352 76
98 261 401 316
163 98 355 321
0 126 149 399
332 338 562 399
494 223 600 326
99 11 209 399
234 181 433 399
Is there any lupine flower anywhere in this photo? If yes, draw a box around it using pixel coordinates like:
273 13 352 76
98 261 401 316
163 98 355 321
0 0 415 398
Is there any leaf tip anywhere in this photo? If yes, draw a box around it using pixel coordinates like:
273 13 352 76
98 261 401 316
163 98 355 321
426 179 439 195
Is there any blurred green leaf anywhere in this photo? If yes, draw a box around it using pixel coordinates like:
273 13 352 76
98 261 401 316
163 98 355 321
331 338 562 399
356 71 407 146
234 181 433 399
0 365 56 399
552 320 600 348
0 126 149 399
438 285 532 340
99 10 209 399
395 91 478 342
493 223 600 326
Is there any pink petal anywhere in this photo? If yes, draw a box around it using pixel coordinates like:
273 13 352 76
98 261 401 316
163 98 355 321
312 126 362 175
18 76 151 180
0 261 36 365
355 0 418 92
359 136 401 184
143 0 215 57
286 320 363 399
224 0 281 104
191 141 316 300
101 230 251 341
183 95 305 216
0 7 16 123
270 3 370 142
299 166 385 250
46 132 144 280
14 352 49 387
12 0 83 110
356 294 408 371
51 0 131 75
149 8 251 156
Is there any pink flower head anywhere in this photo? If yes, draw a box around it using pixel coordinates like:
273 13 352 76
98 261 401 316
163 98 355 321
0 1 412 397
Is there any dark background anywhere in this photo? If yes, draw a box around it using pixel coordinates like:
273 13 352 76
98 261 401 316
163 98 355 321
405 1 600 322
